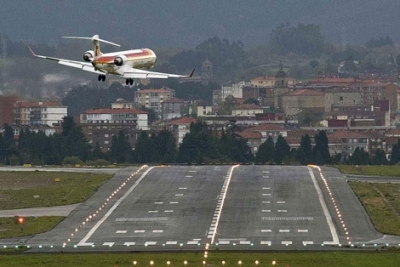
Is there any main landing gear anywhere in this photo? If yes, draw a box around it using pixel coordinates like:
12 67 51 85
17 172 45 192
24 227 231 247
126 78 134 86
98 74 106 82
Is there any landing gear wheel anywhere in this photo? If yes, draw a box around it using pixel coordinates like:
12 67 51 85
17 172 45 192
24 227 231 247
98 74 106 82
126 78 134 86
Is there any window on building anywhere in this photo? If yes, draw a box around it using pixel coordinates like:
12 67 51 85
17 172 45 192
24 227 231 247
104 140 109 144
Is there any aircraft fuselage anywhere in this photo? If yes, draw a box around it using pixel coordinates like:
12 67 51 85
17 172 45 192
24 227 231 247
93 48 157 74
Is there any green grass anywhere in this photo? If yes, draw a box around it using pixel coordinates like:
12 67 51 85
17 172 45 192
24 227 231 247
0 171 113 209
336 165 400 177
1 252 400 267
349 182 400 235
0 216 64 239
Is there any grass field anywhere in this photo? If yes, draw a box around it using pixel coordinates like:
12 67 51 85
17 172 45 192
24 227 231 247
336 165 400 177
349 182 400 235
1 251 400 267
0 171 113 209
0 216 64 239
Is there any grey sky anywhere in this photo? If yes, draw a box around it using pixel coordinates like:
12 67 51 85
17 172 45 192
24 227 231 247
1 0 399 48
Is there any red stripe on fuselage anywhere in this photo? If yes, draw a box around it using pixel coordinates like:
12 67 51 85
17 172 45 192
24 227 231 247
94 49 152 64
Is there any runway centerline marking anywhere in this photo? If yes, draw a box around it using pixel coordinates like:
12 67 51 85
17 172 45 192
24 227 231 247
77 166 154 246
308 166 339 244
209 165 240 244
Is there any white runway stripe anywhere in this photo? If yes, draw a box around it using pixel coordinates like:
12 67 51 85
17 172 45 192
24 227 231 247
166 241 177 245
116 230 127 234
103 242 114 247
124 242 135 246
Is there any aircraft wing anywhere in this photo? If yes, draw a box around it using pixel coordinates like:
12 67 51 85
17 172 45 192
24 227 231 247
119 66 195 79
28 46 105 74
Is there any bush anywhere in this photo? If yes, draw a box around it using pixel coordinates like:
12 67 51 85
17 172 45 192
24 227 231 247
94 159 111 166
62 156 83 165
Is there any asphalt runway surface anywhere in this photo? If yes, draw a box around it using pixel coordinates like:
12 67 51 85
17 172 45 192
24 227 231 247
1 165 397 252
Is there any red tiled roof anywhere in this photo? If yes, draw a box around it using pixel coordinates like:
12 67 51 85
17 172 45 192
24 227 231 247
83 108 147 114
167 117 197 125
236 131 262 140
328 130 369 139
234 104 263 110
136 87 174 93
309 77 356 84
162 97 185 103
385 129 400 136
14 101 65 107
246 124 285 131
284 89 324 96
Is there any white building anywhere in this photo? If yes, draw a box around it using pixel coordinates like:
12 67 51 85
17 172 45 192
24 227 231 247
221 81 250 100
14 101 67 126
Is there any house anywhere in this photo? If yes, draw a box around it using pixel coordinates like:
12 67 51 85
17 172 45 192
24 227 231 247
189 100 213 117
161 97 187 120
167 117 198 147
232 104 263 116
236 131 262 154
245 124 288 143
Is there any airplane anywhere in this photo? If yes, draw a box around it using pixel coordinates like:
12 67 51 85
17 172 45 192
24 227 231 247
28 34 195 85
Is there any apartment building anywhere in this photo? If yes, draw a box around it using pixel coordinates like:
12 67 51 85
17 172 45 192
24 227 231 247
134 87 175 118
161 97 187 120
80 108 148 150
13 101 67 126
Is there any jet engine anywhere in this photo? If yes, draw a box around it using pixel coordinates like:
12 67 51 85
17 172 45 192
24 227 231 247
83 50 94 62
114 55 128 66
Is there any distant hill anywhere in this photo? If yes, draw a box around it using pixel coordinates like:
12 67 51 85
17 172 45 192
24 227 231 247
1 0 400 48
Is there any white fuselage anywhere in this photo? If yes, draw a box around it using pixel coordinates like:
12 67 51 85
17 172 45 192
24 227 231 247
93 48 157 74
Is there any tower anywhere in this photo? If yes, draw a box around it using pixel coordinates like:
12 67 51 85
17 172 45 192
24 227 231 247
201 58 213 84
273 62 289 110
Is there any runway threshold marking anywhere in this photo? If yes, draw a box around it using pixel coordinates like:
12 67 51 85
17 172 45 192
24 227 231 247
77 167 155 246
209 165 240 244
307 166 339 244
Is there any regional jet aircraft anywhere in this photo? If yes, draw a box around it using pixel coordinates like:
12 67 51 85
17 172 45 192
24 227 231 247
29 35 194 85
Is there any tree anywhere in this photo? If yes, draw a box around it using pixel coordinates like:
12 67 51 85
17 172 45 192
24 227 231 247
390 139 400 164
256 136 274 164
313 131 331 165
133 131 152 163
371 149 388 165
270 23 324 57
297 134 313 165
274 135 290 164
309 59 319 69
348 147 370 165
61 117 90 161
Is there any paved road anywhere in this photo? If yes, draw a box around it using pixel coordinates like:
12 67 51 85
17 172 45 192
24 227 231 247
0 165 397 252
0 204 80 217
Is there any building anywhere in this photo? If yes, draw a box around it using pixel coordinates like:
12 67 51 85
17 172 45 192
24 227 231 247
167 117 198 147
324 89 363 112
281 89 325 116
161 97 187 120
245 124 288 143
80 108 148 150
13 101 67 126
0 95 19 125
327 130 369 158
189 100 213 117
221 81 250 100
236 131 262 154
232 104 263 116
134 87 175 118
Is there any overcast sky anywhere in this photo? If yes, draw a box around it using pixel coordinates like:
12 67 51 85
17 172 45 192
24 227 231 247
1 0 399 48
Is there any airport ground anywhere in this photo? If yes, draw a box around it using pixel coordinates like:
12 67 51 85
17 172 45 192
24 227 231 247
0 165 400 266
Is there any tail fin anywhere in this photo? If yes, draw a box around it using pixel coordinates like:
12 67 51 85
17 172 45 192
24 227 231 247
62 35 120 58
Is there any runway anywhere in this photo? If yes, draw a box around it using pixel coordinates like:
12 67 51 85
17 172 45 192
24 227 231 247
0 165 390 251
